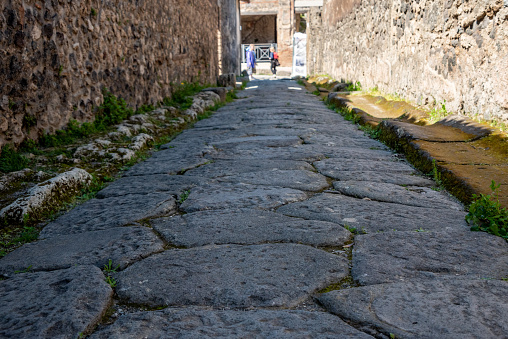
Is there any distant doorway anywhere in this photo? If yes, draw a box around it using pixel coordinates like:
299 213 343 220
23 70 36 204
241 15 277 45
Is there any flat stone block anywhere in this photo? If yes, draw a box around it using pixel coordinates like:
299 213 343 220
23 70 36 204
0 226 163 277
180 183 308 212
184 159 315 178
40 193 176 237
218 169 330 192
278 193 468 233
91 308 373 339
328 170 435 186
352 230 508 285
116 243 348 308
151 209 351 247
333 181 463 210
0 265 112 338
96 174 205 198
123 157 210 176
314 157 415 175
317 278 508 338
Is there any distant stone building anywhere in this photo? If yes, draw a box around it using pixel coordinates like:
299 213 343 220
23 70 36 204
239 0 322 67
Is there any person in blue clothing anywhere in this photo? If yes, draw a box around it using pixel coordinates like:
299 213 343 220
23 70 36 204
246 44 256 81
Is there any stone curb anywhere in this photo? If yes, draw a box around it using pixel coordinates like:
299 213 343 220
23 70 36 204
325 91 506 207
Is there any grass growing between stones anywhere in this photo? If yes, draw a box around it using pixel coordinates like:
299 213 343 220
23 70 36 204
467 180 508 240
318 242 359 293
0 85 239 257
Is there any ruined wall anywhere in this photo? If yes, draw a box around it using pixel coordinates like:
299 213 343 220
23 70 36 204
241 15 277 44
0 0 225 148
309 0 508 122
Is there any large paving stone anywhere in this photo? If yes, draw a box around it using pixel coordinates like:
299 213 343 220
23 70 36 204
328 171 435 186
314 157 416 175
0 265 112 338
212 135 303 147
40 193 176 237
96 174 205 198
180 183 308 212
303 134 383 148
90 308 373 339
123 156 210 176
278 193 468 233
352 230 508 285
218 169 330 192
210 145 327 162
151 209 351 247
317 278 508 338
116 243 348 308
333 181 463 210
184 159 315 178
0 226 163 277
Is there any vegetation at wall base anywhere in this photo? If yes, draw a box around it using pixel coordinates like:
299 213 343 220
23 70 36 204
0 145 29 173
345 81 362 91
466 180 508 240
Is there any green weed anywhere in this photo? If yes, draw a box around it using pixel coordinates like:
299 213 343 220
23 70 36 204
429 100 450 123
346 81 362 91
430 159 443 189
14 265 33 274
104 259 120 288
467 180 508 240
359 124 381 139
179 190 190 203
296 79 305 87
136 104 155 114
91 8 97 16
0 144 29 173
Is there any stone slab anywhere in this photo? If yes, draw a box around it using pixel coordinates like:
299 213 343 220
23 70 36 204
184 159 315 178
278 193 468 233
218 169 330 192
333 181 463 210
314 157 416 175
91 308 373 339
212 135 303 147
382 119 479 142
0 226 163 277
328 171 435 186
180 183 308 212
317 278 508 338
40 193 176 237
96 174 205 198
210 145 327 162
116 243 348 308
352 231 508 285
151 209 351 247
0 265 112 338
303 134 383 148
123 157 210 176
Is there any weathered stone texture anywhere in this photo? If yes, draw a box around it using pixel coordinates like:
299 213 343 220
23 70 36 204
0 0 233 148
308 0 508 122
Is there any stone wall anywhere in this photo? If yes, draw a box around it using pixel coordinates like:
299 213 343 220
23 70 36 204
241 15 277 44
0 0 238 149
308 0 508 122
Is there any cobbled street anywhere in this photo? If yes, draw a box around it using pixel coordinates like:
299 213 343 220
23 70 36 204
1 79 508 338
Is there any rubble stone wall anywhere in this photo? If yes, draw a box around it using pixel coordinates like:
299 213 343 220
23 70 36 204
0 0 226 148
241 15 277 44
308 0 508 122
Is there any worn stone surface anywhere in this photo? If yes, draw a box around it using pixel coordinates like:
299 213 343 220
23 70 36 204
0 265 112 338
314 157 416 175
180 183 308 212
123 156 211 176
308 0 508 123
116 243 348 308
184 159 315 178
317 278 508 339
217 169 330 192
151 209 351 247
278 193 468 233
0 226 163 277
0 168 92 224
333 181 463 210
328 171 435 186
96 174 205 198
40 193 176 237
353 231 508 285
91 308 373 339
